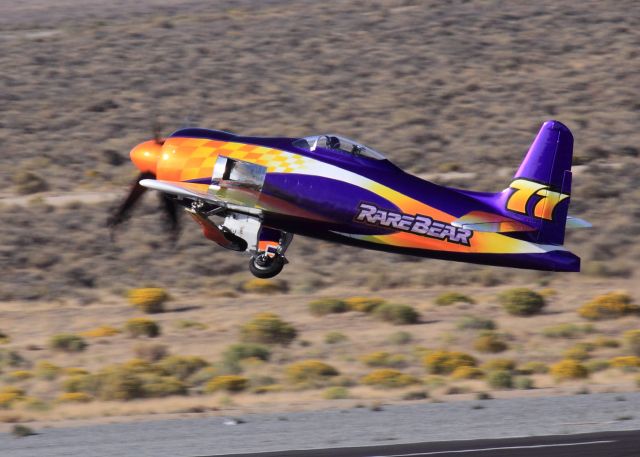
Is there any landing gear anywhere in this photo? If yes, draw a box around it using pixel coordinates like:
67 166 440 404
249 253 286 279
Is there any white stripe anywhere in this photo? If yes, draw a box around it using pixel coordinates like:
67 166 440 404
366 440 615 457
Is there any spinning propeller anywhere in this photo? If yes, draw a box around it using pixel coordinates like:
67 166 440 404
107 127 181 241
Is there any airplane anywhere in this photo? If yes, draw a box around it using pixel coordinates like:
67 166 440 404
108 120 590 278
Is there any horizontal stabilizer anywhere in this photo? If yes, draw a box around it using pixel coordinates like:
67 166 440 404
452 211 536 233
566 215 592 229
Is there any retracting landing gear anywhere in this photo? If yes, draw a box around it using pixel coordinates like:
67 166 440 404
248 228 293 279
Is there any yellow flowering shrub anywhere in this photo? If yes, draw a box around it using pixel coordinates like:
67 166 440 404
345 297 386 313
56 392 92 403
578 292 639 320
451 366 484 380
6 370 33 381
81 326 121 338
550 359 589 381
127 288 169 313
361 369 419 388
423 350 477 374
285 360 339 384
204 375 249 393
240 278 288 294
609 356 640 369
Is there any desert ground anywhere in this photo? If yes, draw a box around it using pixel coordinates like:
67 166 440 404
1 0 639 435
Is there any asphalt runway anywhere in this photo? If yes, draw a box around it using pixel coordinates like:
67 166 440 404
206 430 640 457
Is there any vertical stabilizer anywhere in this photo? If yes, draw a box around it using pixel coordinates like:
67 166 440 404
499 120 573 245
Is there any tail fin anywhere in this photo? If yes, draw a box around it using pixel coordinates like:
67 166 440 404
500 120 573 245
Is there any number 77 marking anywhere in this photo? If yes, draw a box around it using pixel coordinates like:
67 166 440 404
506 179 570 221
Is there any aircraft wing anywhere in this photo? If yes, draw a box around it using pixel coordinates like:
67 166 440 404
140 179 331 222
140 179 262 214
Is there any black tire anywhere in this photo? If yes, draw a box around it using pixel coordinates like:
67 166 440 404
249 254 285 279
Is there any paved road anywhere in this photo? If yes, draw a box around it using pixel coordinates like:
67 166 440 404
206 430 640 457
2 392 640 457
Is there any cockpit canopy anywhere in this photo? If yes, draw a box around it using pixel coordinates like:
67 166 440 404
293 134 386 160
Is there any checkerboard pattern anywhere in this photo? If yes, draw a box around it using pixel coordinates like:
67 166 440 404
159 138 314 182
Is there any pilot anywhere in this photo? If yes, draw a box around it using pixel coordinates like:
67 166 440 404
326 136 341 150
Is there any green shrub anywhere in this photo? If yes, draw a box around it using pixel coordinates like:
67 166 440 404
344 297 386 313
624 330 640 356
374 303 419 325
486 370 513 389
0 330 9 344
133 343 168 362
96 367 146 401
308 299 349 316
563 344 592 361
550 359 589 380
49 334 88 353
63 375 95 395
360 351 407 368
125 318 160 338
34 361 62 380
456 316 496 331
175 320 207 331
240 312 297 345
542 323 595 338
585 359 610 373
13 170 48 195
205 375 249 393
499 288 546 316
481 359 516 372
64 363 189 400
0 349 27 369
156 355 209 381
514 377 535 390
592 337 620 348
473 332 509 353
518 361 549 374
11 424 36 438
138 373 187 397
222 343 271 367
285 360 339 384
324 331 348 344
423 350 477 374
361 369 419 388
240 278 288 294
388 331 413 345
323 386 350 399
578 292 639 320
435 292 475 306
127 288 169 314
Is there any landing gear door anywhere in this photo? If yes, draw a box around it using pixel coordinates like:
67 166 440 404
211 156 267 191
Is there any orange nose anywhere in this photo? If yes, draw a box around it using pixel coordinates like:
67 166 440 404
130 140 162 174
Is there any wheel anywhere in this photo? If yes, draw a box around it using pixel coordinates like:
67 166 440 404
249 254 285 279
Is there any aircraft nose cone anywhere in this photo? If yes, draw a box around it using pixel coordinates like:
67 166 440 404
130 140 162 174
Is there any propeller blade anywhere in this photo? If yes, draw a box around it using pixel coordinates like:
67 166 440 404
160 192 181 243
107 171 156 231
